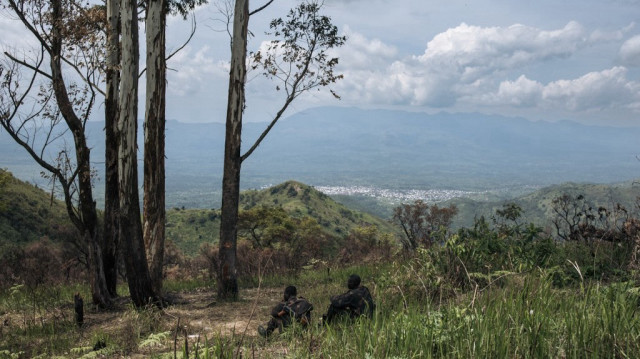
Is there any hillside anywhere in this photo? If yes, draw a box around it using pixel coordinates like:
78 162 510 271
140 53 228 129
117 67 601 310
327 179 640 232
5 167 640 257
166 181 398 256
240 181 396 235
0 174 396 255
448 180 640 229
0 169 75 244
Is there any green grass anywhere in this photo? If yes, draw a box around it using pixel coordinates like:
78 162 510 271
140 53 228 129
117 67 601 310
1 264 639 358
268 272 640 359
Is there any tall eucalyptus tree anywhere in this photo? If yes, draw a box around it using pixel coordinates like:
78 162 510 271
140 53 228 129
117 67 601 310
218 0 345 299
103 0 120 297
118 0 159 306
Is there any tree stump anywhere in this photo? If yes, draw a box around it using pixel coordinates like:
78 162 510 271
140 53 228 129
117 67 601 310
74 293 84 327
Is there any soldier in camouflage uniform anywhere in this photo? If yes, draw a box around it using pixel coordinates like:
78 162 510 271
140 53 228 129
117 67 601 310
258 286 313 337
323 274 375 324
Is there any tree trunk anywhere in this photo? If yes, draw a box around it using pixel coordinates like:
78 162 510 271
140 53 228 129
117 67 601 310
50 0 112 309
119 0 158 307
103 0 121 298
218 0 249 300
143 0 167 295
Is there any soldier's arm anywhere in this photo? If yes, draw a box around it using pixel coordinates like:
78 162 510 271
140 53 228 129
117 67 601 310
271 302 286 317
331 291 357 309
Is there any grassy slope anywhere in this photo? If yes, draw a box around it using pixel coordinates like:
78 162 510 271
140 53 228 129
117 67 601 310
2 264 638 358
166 208 221 256
0 170 73 244
1 174 396 256
449 180 640 229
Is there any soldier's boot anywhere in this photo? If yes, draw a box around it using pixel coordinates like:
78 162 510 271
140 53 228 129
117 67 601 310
258 325 268 337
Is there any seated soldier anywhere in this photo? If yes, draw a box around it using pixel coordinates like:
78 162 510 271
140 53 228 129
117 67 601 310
323 274 375 324
258 285 313 337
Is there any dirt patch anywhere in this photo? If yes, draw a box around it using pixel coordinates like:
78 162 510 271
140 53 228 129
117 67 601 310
161 287 281 338
0 286 289 357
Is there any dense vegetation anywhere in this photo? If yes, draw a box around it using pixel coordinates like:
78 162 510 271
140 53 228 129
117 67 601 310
166 181 397 256
1 173 640 357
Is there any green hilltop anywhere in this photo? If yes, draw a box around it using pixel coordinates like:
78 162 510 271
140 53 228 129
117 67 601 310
167 180 398 256
239 181 396 235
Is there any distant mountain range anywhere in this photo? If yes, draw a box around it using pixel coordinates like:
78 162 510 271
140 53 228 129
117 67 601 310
1 106 638 208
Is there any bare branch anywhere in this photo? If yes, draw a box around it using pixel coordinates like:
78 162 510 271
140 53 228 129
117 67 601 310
142 15 197 76
167 15 197 62
6 0 53 54
240 94 294 162
4 51 53 80
249 0 275 16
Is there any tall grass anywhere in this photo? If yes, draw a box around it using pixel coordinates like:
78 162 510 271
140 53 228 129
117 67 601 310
1 262 638 358
278 273 640 359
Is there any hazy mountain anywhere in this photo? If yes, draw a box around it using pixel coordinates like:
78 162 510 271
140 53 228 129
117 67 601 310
1 106 638 208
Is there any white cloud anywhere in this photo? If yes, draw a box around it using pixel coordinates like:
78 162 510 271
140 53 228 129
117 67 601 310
417 21 586 80
589 22 634 42
619 34 640 66
330 22 640 120
542 67 640 111
474 67 640 113
490 75 544 107
167 45 229 97
335 22 588 107
338 26 397 69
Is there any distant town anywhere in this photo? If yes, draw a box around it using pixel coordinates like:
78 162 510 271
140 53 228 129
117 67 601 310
314 185 484 203
308 184 546 204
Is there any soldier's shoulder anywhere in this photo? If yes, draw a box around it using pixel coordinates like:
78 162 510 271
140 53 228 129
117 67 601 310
355 286 371 294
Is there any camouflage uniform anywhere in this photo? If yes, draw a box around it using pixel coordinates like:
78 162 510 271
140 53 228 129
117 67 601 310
325 276 375 324
259 286 313 337
263 296 298 335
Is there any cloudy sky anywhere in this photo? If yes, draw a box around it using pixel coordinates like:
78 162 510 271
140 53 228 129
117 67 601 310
157 0 640 126
1 0 639 126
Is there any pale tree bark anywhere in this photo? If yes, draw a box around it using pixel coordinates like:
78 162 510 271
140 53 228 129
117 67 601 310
143 0 167 294
119 0 159 306
218 0 249 300
217 1 344 299
103 0 121 298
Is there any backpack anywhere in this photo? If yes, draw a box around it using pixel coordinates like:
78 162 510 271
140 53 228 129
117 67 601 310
285 297 313 325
